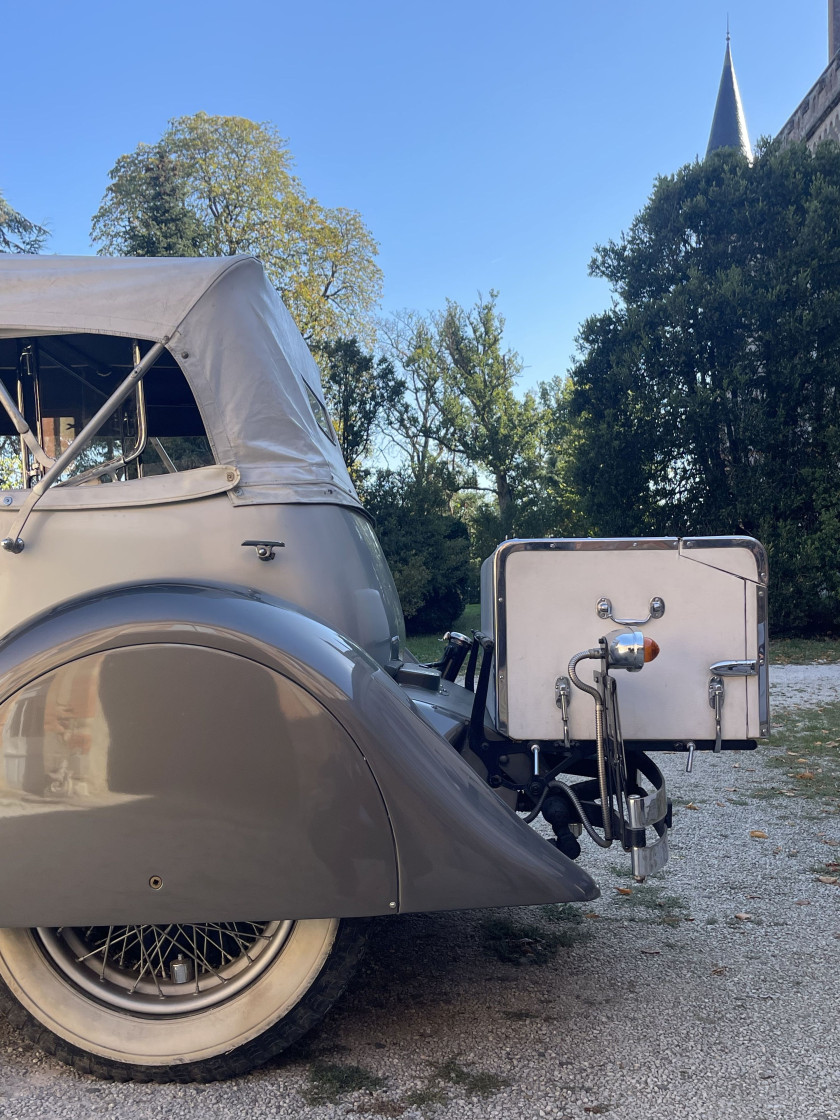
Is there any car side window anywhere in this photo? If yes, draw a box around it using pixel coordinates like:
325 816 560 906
0 334 215 487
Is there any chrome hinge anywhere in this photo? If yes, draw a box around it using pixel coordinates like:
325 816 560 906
554 675 572 750
708 676 725 753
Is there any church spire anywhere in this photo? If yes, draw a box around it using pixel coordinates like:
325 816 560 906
706 31 753 159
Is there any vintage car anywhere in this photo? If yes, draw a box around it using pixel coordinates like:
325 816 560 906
0 255 768 1081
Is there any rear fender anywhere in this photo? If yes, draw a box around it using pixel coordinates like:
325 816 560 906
0 583 597 926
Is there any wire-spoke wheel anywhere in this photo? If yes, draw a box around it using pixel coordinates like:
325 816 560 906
0 918 366 1082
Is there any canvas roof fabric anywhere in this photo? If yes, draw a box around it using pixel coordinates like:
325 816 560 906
0 255 362 510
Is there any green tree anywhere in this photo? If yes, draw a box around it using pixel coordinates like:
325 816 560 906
315 338 402 489
568 140 840 634
378 309 464 489
438 293 557 539
90 145 205 257
0 191 47 253
366 466 471 634
92 113 382 345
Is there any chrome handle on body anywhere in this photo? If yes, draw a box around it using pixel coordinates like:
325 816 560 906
554 675 572 751
596 596 665 627
708 676 724 753
709 659 757 676
241 540 285 561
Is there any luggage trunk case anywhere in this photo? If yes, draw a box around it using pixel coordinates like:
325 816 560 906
481 537 768 746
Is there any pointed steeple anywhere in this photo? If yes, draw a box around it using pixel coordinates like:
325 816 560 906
706 29 753 159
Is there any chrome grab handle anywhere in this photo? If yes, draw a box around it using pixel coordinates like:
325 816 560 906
596 595 665 626
709 659 757 676
554 676 572 751
708 676 725 753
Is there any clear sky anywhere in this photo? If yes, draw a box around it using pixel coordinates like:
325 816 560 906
1 0 830 390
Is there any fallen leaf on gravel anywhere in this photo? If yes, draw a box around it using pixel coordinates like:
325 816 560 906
584 912 600 919
746 894 761 899
796 771 816 780
734 913 752 921
711 966 727 975
640 948 660 955
685 802 700 810
725 787 738 792
615 887 633 896
750 830 768 839
797 757 809 762
773 846 783 853
795 899 811 906
816 876 839 885
826 861 840 871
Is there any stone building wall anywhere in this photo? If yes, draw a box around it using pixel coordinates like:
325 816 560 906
778 1 840 147
778 54 840 147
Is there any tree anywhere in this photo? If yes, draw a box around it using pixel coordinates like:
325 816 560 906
437 293 557 539
378 309 464 490
366 466 471 634
0 191 47 254
90 145 204 257
315 338 402 489
568 140 840 634
92 113 382 345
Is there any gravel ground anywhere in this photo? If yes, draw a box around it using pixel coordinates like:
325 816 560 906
1 665 839 1120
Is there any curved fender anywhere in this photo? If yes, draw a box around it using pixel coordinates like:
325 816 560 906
0 583 598 926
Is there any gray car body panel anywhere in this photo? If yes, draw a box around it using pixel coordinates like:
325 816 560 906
0 584 598 926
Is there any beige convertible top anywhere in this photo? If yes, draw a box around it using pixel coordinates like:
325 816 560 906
0 255 361 509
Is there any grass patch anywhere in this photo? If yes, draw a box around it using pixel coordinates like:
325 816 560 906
429 1058 510 1098
772 638 840 665
355 1097 408 1117
303 1061 386 1105
370 1056 509 1115
539 902 586 925
759 702 840 802
406 603 481 663
401 1086 450 1111
481 911 588 962
613 884 689 925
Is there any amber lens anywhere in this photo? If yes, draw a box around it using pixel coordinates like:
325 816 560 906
643 637 660 663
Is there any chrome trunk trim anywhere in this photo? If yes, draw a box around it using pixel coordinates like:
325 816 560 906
630 828 669 879
682 536 769 586
757 584 769 737
626 783 668 830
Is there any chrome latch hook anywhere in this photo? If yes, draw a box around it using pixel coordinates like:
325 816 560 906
241 540 285 561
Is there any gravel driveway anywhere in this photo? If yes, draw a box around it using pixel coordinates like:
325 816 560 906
1 665 838 1120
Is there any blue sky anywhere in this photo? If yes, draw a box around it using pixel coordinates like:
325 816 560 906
1 1 829 389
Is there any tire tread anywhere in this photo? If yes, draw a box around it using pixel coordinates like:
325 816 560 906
0 919 368 1083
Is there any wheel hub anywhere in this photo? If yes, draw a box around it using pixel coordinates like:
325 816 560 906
36 921 293 1014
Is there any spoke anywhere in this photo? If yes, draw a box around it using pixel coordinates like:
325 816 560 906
100 927 114 981
60 920 276 1004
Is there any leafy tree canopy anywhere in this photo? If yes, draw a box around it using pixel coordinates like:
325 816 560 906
315 337 402 490
0 191 48 254
568 140 840 634
91 113 382 345
366 466 471 635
